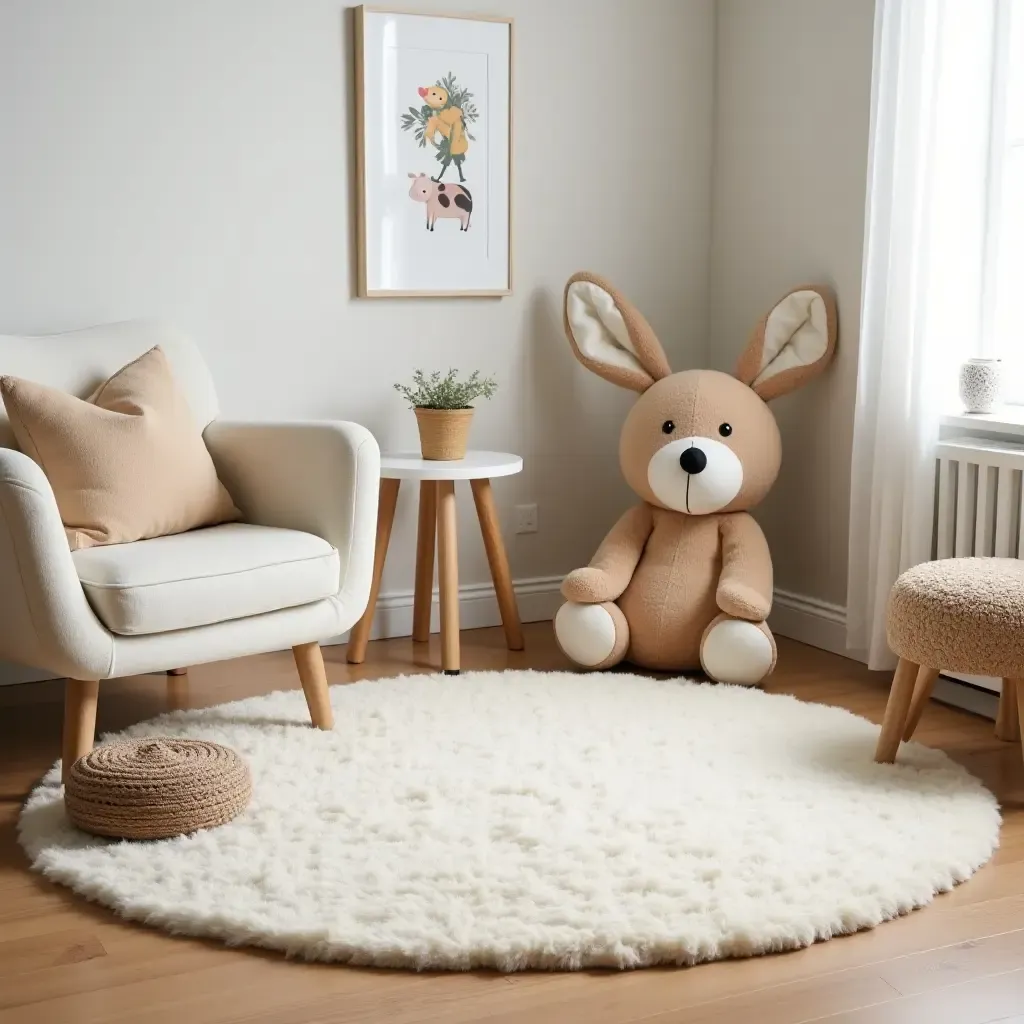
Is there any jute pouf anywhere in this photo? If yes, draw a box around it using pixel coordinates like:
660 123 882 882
64 738 251 840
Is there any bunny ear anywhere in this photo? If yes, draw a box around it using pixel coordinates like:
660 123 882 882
735 285 837 401
563 272 672 393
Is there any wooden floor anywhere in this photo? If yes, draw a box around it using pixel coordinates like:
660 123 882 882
2 625 1024 1024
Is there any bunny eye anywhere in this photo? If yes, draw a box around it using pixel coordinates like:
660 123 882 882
662 420 675 434
719 423 733 437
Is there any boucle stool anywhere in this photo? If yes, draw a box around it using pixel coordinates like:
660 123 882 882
64 738 251 840
875 557 1024 763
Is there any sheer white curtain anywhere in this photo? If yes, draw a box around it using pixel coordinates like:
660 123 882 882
847 0 998 668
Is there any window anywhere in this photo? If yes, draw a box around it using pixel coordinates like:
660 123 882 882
985 0 1024 400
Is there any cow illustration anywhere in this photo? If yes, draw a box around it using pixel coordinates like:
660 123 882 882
407 172 472 231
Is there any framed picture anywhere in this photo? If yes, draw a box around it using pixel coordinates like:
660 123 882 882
353 6 513 297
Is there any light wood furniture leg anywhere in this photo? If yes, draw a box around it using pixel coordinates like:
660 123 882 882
436 479 460 674
167 667 187 676
292 642 334 730
412 481 437 643
167 674 190 711
874 657 920 763
997 677 1022 742
62 679 99 784
470 478 524 652
1015 680 1024 756
901 666 940 741
347 478 401 664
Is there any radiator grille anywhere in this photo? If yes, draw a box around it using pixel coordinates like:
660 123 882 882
934 436 1024 559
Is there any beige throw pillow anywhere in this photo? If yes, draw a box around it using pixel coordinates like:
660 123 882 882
1 346 240 550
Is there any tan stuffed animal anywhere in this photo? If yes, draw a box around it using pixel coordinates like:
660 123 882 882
554 272 838 685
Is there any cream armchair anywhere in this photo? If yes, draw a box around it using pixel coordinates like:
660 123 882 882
0 321 380 779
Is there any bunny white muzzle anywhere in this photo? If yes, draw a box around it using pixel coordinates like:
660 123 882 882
647 437 743 515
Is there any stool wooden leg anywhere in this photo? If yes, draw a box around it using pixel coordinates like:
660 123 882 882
875 658 920 763
998 678 1022 742
347 478 401 665
902 666 940 741
412 481 437 643
63 679 99 784
292 641 334 730
470 478 524 652
436 479 460 674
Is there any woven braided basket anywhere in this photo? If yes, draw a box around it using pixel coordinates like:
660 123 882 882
64 738 251 840
414 407 474 460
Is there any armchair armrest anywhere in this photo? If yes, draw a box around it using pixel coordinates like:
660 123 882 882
204 420 381 617
0 448 114 679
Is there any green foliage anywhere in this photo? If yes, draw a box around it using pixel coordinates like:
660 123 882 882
394 369 498 410
398 73 479 155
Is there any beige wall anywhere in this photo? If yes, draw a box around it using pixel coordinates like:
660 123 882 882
709 0 876 608
0 0 714 606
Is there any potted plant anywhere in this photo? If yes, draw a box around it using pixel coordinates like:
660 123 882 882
394 369 498 461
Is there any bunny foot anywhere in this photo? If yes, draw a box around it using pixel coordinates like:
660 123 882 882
700 614 777 686
554 601 629 670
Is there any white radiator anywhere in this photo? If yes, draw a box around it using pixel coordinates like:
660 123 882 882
935 436 1024 560
932 434 1024 704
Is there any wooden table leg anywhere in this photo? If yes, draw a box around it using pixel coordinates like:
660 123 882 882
347 478 401 664
436 479 460 674
874 657 920 763
412 481 437 643
470 478 524 651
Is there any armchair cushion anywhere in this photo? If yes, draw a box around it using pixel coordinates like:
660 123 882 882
0 346 239 550
72 523 339 636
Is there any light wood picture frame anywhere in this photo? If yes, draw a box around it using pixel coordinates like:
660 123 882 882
354 6 513 297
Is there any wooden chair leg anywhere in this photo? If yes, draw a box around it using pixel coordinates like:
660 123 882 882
436 479 460 674
62 679 99 784
292 642 334 730
902 666 940 741
470 478 525 652
998 678 1023 742
412 481 437 643
347 478 401 664
1015 680 1024 755
874 658 920 763
167 674 190 711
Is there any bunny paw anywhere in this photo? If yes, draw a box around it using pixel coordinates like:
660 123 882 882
554 601 629 670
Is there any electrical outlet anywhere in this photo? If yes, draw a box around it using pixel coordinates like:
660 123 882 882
514 503 538 534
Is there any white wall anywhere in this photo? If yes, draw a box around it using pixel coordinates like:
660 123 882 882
0 0 715 615
0 0 880 683
709 0 876 610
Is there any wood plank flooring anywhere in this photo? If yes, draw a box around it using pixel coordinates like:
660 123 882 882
1 626 1023 1024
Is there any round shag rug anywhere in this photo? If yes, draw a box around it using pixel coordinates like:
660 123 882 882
19 670 1000 971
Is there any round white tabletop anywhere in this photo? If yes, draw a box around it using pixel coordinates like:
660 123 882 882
379 451 523 481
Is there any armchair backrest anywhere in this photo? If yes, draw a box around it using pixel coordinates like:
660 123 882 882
0 320 219 449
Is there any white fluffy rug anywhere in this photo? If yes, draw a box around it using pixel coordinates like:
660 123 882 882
19 670 1000 971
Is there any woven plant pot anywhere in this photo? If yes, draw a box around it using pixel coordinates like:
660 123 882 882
415 407 474 461
64 738 251 840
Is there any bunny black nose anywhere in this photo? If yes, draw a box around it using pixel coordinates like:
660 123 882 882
679 447 707 475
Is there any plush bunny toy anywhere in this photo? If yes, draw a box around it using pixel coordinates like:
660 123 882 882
554 272 837 686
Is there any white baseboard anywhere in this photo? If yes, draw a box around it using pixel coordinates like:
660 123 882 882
767 587 999 722
327 574 565 645
0 573 1001 726
769 588 848 656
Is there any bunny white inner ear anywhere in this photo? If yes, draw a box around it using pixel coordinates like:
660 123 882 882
566 280 646 376
752 290 829 387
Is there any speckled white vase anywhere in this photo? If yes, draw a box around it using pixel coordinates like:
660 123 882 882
959 358 1002 414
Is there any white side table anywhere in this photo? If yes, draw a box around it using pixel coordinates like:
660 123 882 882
347 451 525 674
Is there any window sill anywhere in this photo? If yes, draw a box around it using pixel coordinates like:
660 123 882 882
942 406 1024 438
